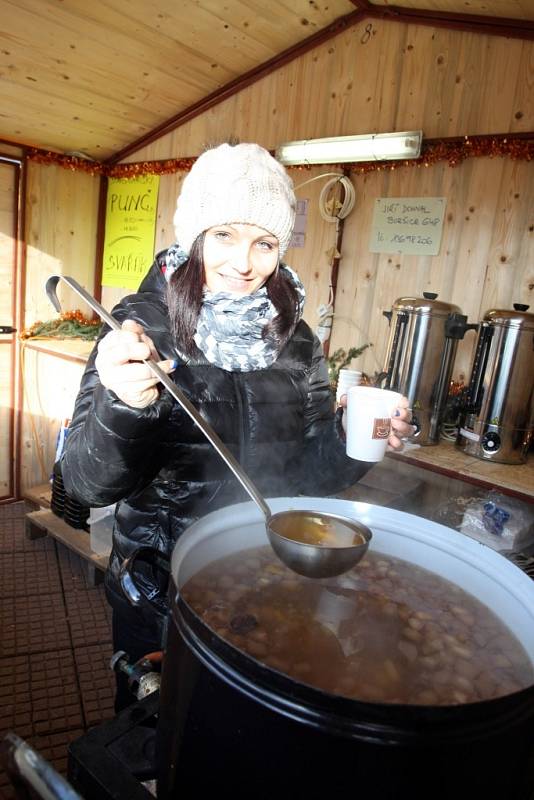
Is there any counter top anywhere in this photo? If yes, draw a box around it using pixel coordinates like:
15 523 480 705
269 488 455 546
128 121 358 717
388 441 533 503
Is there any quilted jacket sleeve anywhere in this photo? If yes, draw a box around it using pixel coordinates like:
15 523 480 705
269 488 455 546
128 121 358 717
296 334 373 496
61 312 173 508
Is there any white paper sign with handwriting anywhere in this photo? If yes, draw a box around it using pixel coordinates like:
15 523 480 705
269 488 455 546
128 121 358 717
369 197 447 256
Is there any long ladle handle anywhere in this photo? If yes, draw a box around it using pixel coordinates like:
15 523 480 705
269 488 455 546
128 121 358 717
45 275 272 521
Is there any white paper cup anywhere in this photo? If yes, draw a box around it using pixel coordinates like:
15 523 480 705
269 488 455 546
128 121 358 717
346 386 402 462
336 369 362 403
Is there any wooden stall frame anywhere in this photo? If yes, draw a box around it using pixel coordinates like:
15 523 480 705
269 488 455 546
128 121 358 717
353 0 534 40
0 151 26 503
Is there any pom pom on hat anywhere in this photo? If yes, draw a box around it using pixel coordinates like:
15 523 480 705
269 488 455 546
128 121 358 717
173 142 296 256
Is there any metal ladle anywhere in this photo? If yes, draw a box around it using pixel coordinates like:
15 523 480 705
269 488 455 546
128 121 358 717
45 275 371 579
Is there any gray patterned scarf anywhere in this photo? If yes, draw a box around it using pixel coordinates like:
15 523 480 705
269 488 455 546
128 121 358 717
164 243 306 371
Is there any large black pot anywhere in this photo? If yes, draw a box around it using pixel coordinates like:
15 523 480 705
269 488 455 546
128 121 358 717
156 498 534 800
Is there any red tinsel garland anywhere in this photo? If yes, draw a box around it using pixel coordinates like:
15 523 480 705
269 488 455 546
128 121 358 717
26 134 534 179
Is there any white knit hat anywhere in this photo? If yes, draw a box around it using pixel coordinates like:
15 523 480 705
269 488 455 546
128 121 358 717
173 143 296 256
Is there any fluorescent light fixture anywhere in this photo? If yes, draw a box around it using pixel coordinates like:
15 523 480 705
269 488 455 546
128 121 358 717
276 131 422 165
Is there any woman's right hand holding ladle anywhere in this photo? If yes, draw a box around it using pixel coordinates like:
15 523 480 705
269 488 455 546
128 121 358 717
95 319 176 409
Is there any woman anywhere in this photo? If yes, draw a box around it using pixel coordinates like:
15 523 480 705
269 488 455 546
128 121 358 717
62 142 413 709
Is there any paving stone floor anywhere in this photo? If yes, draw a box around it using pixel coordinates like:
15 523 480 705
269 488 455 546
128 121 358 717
0 501 115 799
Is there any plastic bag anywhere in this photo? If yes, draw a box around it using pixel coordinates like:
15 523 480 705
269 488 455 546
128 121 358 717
433 489 534 553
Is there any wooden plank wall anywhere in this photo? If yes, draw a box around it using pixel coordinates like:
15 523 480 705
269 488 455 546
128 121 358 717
0 143 23 157
0 160 17 495
332 156 534 381
0 162 16 327
19 344 88 491
103 17 534 381
20 163 100 492
24 162 100 324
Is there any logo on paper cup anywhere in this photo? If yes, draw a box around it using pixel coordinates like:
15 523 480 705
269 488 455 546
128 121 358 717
372 418 391 439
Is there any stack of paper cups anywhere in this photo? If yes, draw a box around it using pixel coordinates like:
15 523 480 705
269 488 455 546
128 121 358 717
336 368 362 403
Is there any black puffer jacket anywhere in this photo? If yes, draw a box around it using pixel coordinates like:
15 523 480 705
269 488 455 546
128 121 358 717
62 254 371 630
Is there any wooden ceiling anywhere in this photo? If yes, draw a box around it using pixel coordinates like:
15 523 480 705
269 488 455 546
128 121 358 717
0 0 533 161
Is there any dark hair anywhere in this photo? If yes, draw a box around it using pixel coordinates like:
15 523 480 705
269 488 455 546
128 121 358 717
167 233 299 358
167 233 205 356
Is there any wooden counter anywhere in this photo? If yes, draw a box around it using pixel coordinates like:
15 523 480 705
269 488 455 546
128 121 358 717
19 338 94 494
24 483 107 585
21 337 94 362
25 510 108 576
388 441 533 504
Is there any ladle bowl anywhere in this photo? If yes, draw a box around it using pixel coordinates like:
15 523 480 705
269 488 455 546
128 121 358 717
268 510 371 578
45 274 372 579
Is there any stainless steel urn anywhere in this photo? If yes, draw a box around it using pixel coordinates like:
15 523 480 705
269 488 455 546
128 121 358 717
457 304 534 464
381 292 476 445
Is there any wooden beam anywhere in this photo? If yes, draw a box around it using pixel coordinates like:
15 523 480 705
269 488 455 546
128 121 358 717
324 208 347 360
106 9 366 164
6 152 27 503
350 0 534 40
423 131 534 146
93 175 108 306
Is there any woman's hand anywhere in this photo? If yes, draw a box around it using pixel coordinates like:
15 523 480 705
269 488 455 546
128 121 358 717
338 393 415 451
387 395 415 451
95 319 175 409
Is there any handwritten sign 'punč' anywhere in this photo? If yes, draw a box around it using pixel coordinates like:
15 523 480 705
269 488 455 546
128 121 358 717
369 197 447 256
102 175 160 289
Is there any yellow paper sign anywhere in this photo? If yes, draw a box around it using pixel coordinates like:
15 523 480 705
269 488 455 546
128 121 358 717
101 174 160 289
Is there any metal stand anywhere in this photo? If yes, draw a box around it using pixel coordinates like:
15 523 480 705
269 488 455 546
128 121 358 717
68 693 159 800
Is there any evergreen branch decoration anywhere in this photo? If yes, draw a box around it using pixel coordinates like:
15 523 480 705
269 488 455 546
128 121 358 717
327 343 372 389
21 310 103 341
